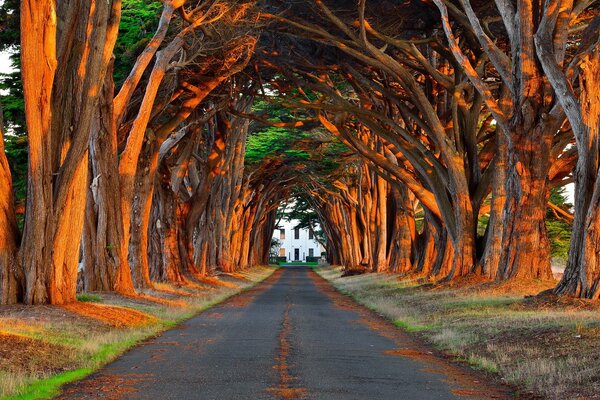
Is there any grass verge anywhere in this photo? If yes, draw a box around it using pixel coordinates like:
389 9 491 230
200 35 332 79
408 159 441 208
0 266 277 400
315 265 600 400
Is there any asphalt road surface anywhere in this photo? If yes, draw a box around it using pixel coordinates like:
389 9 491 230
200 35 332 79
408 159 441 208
57 266 513 400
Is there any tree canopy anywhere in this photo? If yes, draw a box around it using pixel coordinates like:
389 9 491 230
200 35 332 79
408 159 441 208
1 0 599 305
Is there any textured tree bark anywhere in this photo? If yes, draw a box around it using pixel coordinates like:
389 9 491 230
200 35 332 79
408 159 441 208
415 212 444 278
149 177 189 283
387 186 414 274
448 193 476 280
0 101 21 304
479 126 507 279
81 66 134 294
128 146 155 288
19 0 58 304
552 44 600 298
432 0 556 282
20 0 121 304
118 42 184 278
497 121 554 280
373 170 388 272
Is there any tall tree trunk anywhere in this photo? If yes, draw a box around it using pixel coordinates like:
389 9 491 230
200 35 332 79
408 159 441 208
387 186 414 273
479 129 508 279
553 46 600 298
149 179 188 283
19 0 58 304
81 66 134 294
129 146 154 288
20 0 121 304
0 101 21 304
415 213 440 277
373 173 388 272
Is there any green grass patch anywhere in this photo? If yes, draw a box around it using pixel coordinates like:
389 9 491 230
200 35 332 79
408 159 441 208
466 354 499 373
442 297 518 310
393 319 434 332
75 293 103 303
4 369 92 400
278 261 319 266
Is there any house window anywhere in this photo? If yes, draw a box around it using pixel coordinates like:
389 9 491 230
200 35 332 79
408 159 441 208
309 230 314 239
309 248 314 257
294 227 300 239
280 229 285 240
279 248 285 257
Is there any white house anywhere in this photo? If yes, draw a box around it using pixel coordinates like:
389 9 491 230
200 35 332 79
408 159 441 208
273 219 325 262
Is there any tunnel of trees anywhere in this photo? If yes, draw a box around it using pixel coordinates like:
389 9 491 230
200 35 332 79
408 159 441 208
0 0 598 305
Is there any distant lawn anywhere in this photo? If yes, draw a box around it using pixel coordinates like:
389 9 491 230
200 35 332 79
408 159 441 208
277 261 319 266
315 265 600 400
0 266 277 400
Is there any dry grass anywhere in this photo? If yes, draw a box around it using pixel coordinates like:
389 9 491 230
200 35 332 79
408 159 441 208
0 266 276 399
316 266 600 400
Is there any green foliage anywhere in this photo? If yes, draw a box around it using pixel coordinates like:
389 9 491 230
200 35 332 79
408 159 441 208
549 186 571 207
0 67 25 134
0 0 19 51
1 0 27 215
113 0 163 85
245 126 305 164
245 100 353 251
3 133 27 201
0 0 25 136
547 219 572 261
547 187 573 261
281 194 325 243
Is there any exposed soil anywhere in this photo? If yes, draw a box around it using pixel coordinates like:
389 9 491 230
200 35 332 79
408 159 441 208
56 373 153 400
61 303 157 328
0 304 107 328
521 291 600 311
424 276 558 297
0 333 75 375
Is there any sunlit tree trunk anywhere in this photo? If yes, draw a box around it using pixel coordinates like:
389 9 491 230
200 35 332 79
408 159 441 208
19 0 58 304
539 20 600 297
373 169 388 272
20 0 120 304
0 101 21 304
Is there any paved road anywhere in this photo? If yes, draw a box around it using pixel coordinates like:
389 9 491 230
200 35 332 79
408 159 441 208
57 266 512 400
